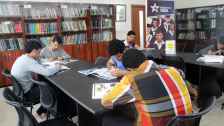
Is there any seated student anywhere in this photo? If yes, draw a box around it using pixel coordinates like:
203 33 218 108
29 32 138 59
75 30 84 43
40 35 71 61
149 30 166 52
107 39 127 77
124 31 140 49
11 39 61 119
101 49 193 126
200 36 224 55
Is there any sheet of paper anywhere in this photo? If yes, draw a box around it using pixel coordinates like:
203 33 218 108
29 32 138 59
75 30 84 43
92 82 116 99
197 55 224 63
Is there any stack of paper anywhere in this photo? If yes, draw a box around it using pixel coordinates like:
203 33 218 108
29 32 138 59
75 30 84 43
42 61 71 70
197 55 224 63
78 67 117 80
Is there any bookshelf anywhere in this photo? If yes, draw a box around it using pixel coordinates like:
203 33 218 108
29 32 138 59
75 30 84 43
176 5 224 52
0 2 116 86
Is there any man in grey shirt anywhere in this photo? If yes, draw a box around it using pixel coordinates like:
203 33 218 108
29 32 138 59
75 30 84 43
40 35 71 62
11 39 60 117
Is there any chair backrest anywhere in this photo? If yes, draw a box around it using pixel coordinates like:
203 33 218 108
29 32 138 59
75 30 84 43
161 56 185 72
2 69 24 98
31 78 58 117
166 96 216 126
3 88 38 126
95 56 109 67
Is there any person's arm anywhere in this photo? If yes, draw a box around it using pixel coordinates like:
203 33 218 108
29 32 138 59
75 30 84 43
101 76 131 108
107 58 127 77
28 61 60 76
60 49 71 60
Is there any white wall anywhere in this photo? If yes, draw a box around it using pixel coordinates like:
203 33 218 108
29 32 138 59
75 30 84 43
175 0 224 9
0 0 145 40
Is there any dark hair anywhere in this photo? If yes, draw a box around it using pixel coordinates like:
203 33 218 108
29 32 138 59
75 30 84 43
122 49 146 69
108 39 125 56
218 36 224 44
127 31 136 36
52 35 63 45
155 30 163 35
24 39 42 53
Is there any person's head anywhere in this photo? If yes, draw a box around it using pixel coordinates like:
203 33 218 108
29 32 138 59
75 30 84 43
155 31 164 42
169 20 175 32
146 24 152 34
108 39 125 60
50 35 63 50
152 18 158 28
127 31 136 44
24 39 43 59
122 49 146 69
217 36 224 50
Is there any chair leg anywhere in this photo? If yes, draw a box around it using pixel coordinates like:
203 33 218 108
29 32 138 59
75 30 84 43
221 103 224 110
30 106 33 113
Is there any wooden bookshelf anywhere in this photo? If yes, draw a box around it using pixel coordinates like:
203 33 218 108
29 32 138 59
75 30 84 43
175 5 224 52
0 2 116 85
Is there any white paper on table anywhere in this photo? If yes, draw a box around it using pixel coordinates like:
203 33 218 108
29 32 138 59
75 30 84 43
92 82 116 99
197 55 224 63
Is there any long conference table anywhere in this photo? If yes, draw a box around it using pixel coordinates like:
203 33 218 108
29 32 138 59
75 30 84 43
47 52 224 113
45 52 224 126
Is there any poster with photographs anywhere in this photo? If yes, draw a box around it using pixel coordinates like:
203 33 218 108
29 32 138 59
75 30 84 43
146 0 175 53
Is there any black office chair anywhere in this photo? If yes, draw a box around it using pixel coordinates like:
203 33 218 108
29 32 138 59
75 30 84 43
166 96 216 126
3 88 77 126
95 56 109 67
2 69 39 112
31 77 77 119
161 55 186 73
30 78 59 119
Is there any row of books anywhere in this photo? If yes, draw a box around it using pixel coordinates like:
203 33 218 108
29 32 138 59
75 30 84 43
25 23 58 34
63 34 87 45
61 7 87 18
91 18 113 29
91 6 113 16
177 21 195 30
176 10 195 20
177 32 195 40
0 38 24 51
92 31 113 42
0 21 23 34
23 7 59 19
197 31 207 40
0 4 22 17
62 20 87 32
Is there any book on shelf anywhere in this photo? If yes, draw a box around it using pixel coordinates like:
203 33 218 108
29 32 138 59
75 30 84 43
90 6 113 16
23 6 58 19
63 34 87 45
0 4 22 17
62 20 87 32
61 6 88 18
26 23 58 34
0 38 24 51
91 18 113 29
0 21 22 34
93 31 113 42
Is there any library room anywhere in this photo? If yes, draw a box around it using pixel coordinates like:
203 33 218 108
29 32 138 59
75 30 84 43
0 0 224 126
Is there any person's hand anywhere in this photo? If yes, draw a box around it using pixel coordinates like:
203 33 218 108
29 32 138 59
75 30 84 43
48 57 57 62
57 57 64 61
101 100 113 109
110 67 120 76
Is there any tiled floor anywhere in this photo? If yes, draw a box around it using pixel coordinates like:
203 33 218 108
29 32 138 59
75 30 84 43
0 87 224 126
